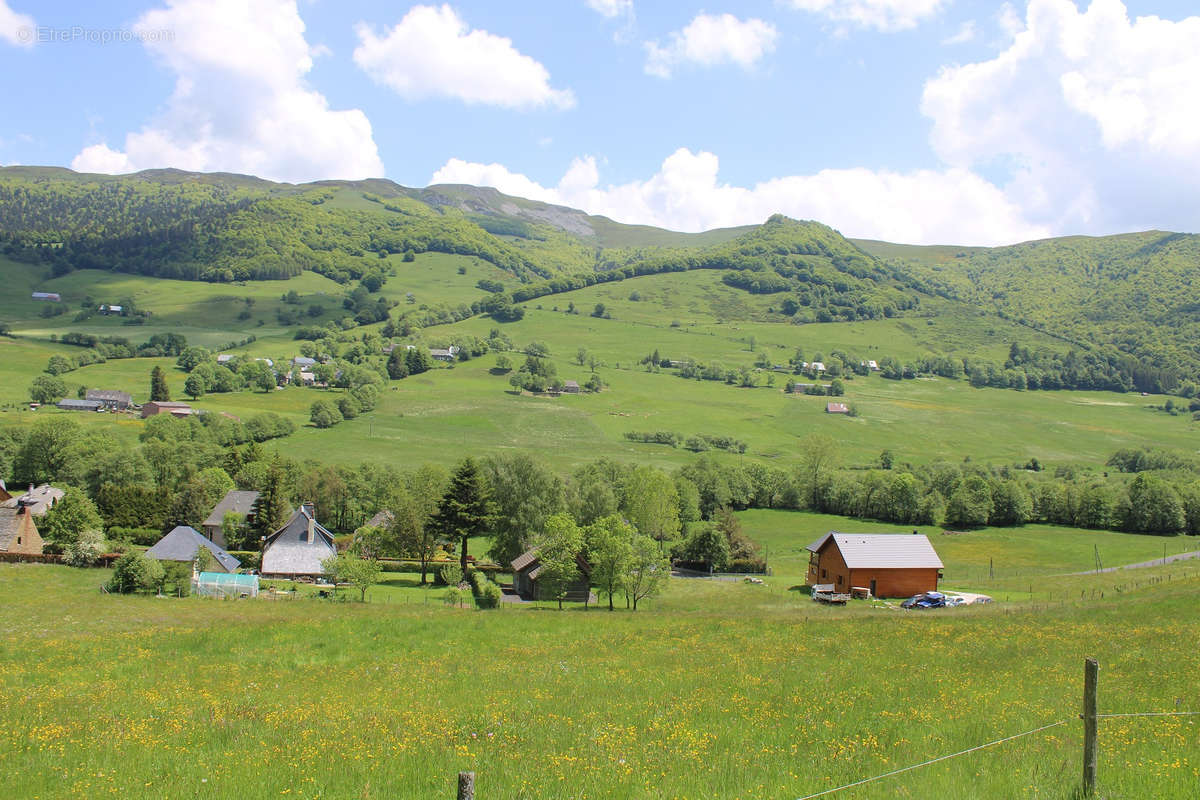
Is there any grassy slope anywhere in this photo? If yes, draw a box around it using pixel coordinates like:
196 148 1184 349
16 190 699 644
1 562 1197 799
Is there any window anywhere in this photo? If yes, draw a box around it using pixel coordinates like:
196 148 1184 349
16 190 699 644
16 537 21 545
837 575 843 585
821 568 827 579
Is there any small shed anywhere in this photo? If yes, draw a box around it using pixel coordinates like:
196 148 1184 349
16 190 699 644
86 389 132 411
194 572 259 598
826 402 849 414
806 532 943 598
141 401 193 418
145 526 241 573
563 380 581 394
0 503 45 555
510 547 591 602
260 504 337 579
201 490 259 548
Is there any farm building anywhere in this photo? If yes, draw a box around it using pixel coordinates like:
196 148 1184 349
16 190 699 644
260 504 337 580
0 502 45 556
201 490 259 548
292 356 317 368
510 548 591 602
1 484 64 516
31 292 61 302
141 401 193 418
430 346 459 362
826 402 849 414
563 380 581 393
216 354 235 364
194 571 259 598
56 399 103 412
145 526 241 573
806 532 943 598
86 389 132 411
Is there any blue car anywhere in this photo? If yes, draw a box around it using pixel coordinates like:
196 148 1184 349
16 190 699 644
901 591 946 609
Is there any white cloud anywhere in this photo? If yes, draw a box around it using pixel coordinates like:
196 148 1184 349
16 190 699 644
0 1 34 47
645 13 777 78
70 0 382 182
942 20 976 45
431 148 1049 245
787 0 948 32
585 0 633 19
353 5 574 110
922 0 1200 234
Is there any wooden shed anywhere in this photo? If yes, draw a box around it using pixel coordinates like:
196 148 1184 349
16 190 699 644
511 548 591 602
806 531 943 598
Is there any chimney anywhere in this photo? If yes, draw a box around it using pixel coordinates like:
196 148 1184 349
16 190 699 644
303 503 316 542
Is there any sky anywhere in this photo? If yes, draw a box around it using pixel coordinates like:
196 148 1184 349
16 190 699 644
1 0 1199 245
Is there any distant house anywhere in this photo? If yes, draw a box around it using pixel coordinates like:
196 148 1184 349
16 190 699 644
811 361 827 373
806 532 943 598
298 370 316 386
430 346 459 362
826 402 849 414
260 504 337 580
216 354 235 364
201 490 259 548
145 525 241 573
141 401 193 418
31 292 61 302
86 389 132 411
563 380 581 394
98 304 123 315
57 398 103 412
866 360 879 371
292 356 317 368
1 484 65 516
0 502 45 556
511 548 591 602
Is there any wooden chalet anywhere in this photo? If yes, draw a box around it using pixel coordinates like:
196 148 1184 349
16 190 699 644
260 504 337 580
806 532 943 598
0 502 45 556
510 547 591 602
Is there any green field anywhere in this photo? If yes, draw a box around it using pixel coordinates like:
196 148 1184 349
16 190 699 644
2 553 1197 799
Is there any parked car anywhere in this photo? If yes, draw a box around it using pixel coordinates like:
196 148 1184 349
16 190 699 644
945 595 967 607
901 591 947 609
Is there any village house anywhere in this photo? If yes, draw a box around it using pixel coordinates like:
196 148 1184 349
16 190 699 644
826 402 849 414
141 401 193 419
810 361 827 373
806 532 943 598
56 398 103 412
145 526 241 573
260 504 337 580
510 548 591 602
1 484 65 516
201 490 259 548
0 501 45 556
86 389 132 411
429 346 459 362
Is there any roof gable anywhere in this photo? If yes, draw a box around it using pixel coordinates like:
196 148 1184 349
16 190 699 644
203 490 260 527
145 525 241 571
261 505 337 575
808 531 943 569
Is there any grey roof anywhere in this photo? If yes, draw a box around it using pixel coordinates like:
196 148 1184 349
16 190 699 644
57 399 103 410
292 356 317 366
202 490 260 528
564 380 580 389
86 389 132 404
145 526 241 572
511 548 539 573
366 509 394 529
261 505 337 576
806 532 944 569
1 484 64 515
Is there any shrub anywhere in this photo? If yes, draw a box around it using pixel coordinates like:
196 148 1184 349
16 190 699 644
105 551 163 594
470 570 502 609
439 563 463 587
64 529 104 567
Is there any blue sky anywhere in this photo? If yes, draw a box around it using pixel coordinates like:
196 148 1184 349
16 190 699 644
2 1 1199 244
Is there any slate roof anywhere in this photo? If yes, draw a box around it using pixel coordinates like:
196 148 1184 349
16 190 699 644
145 525 241 572
806 532 944 570
57 399 103 411
86 389 132 405
261 504 337 576
292 356 317 367
203 490 260 529
1 484 64 516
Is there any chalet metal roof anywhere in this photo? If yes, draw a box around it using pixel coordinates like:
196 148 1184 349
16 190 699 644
261 505 337 576
145 526 241 572
806 532 944 570
511 548 539 573
202 490 260 528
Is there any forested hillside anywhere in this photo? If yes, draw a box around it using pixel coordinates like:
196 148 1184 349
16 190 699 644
875 231 1200 390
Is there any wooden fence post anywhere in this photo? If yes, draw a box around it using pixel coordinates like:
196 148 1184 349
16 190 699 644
457 771 475 800
1083 657 1098 796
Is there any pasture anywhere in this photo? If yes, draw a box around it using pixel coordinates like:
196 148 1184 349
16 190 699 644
1 550 1197 800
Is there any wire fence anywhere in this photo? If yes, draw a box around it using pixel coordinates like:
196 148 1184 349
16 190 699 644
791 708 1199 800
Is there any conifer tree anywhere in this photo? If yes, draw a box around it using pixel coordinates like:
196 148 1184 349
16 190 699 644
150 366 170 402
250 456 290 543
433 457 493 572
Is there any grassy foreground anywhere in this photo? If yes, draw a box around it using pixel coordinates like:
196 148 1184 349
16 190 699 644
2 560 1197 799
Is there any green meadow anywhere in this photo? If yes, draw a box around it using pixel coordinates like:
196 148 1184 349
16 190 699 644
2 549 1197 800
